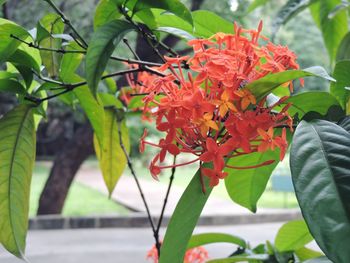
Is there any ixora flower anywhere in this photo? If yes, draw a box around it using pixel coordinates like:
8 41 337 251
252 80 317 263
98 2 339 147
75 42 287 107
132 22 300 187
147 243 209 263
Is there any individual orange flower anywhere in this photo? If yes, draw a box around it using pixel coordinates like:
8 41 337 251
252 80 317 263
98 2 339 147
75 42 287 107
234 90 256 110
193 113 219 137
212 90 237 117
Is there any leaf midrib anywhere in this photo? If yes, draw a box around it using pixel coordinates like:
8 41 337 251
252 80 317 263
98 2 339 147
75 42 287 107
7 106 31 257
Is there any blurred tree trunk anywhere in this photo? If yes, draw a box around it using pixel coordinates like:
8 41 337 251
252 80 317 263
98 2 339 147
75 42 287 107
37 122 94 215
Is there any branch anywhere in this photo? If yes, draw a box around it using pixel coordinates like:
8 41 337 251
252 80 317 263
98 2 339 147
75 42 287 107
43 0 88 48
116 119 161 252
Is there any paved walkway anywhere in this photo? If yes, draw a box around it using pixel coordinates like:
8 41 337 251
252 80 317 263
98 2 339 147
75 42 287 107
76 165 294 216
0 222 318 263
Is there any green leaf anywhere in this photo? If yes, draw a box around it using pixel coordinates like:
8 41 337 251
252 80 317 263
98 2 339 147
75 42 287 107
59 42 84 80
309 0 348 62
275 220 313 252
303 257 332 263
99 93 123 108
156 26 195 40
0 19 29 63
188 233 246 249
153 10 233 39
285 91 341 119
0 105 36 258
245 66 335 101
224 150 280 212
159 169 212 263
94 0 122 29
86 20 134 97
0 79 26 94
271 0 321 38
94 108 129 196
39 13 65 78
206 254 270 263
0 0 7 5
294 247 323 261
336 32 350 61
133 0 193 26
290 120 350 263
330 60 350 110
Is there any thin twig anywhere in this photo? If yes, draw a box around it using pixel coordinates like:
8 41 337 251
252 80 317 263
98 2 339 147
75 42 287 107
43 0 89 48
155 156 177 256
116 120 160 250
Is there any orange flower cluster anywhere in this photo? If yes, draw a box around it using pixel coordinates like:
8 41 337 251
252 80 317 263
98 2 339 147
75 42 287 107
147 244 209 263
134 22 299 187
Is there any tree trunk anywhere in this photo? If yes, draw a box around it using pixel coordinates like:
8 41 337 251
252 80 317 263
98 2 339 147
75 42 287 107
37 122 94 215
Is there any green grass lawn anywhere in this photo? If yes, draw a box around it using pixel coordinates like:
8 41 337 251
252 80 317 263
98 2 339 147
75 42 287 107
30 163 129 217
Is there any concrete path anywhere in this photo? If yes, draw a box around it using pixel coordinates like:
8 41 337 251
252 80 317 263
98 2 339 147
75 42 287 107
76 165 296 216
0 222 319 263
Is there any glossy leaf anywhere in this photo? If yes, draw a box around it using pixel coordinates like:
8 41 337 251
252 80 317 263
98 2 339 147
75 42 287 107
0 19 29 62
207 254 270 263
290 120 350 263
225 150 280 212
156 26 195 40
271 0 321 38
275 220 313 252
0 105 36 258
133 0 193 26
330 60 350 110
310 0 348 62
188 233 246 249
336 32 350 61
245 66 335 100
285 91 341 119
159 169 212 263
86 20 133 96
94 108 129 196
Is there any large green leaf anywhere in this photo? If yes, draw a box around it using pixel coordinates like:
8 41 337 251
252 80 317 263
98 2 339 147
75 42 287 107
336 32 350 61
225 150 280 213
59 42 84 80
159 169 212 263
0 19 29 63
133 0 193 26
38 13 65 78
86 20 133 97
8 49 41 74
271 0 321 38
330 60 350 110
188 233 246 249
290 120 350 263
309 0 348 62
94 108 129 196
206 254 270 263
275 220 313 252
245 67 335 101
0 105 36 258
285 91 341 119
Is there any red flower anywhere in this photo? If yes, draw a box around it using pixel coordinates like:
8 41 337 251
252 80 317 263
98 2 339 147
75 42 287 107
201 167 228 187
139 129 148 153
199 138 232 171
